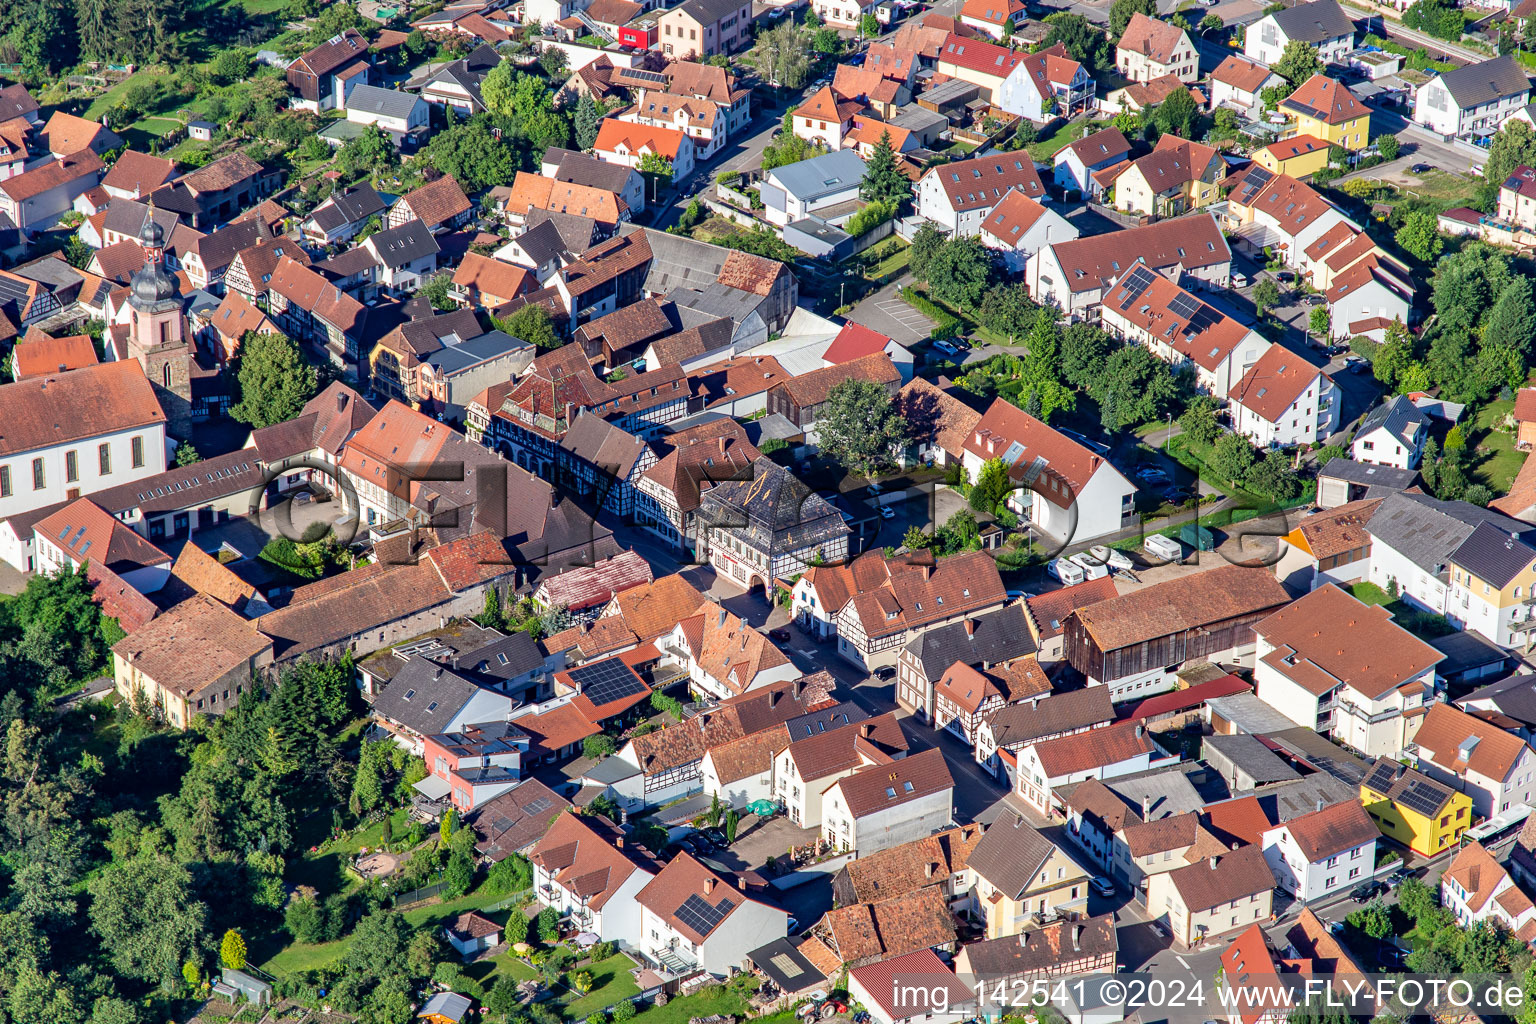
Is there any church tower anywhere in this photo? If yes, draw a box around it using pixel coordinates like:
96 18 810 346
127 212 194 439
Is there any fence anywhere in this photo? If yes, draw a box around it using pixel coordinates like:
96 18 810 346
393 880 449 907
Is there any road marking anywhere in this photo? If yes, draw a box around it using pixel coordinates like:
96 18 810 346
1176 955 1190 968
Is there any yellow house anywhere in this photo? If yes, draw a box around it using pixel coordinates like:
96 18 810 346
1279 73 1370 151
1253 133 1331 180
968 813 1092 940
1445 525 1536 648
1359 757 1471 856
1112 135 1222 218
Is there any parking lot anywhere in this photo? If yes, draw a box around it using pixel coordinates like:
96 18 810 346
845 282 934 345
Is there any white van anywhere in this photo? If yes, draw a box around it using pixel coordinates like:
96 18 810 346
1144 534 1183 562
1047 558 1087 585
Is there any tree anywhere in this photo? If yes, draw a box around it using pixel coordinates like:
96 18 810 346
1273 38 1323 84
861 131 911 208
724 808 739 842
337 124 400 183
65 234 95 270
1180 395 1220 446
538 906 560 942
970 457 1013 515
817 378 912 479
1246 448 1301 500
1396 207 1443 263
329 910 430 1020
1022 307 1062 386
209 48 252 86
574 94 607 149
583 734 616 759
978 284 1036 342
1209 433 1256 482
860 12 881 35
1096 346 1180 431
1199 13 1223 32
220 929 247 970
1484 274 1536 369
230 333 318 428
1042 13 1109 73
539 46 569 79
1152 86 1198 139
1253 278 1281 314
1376 133 1399 160
88 858 208 990
1309 305 1332 339
756 19 812 90
811 27 842 53
496 303 562 349
908 223 945 281
441 806 458 842
174 441 201 466
445 846 475 896
488 977 522 1022
928 236 994 310
1061 322 1111 390
1109 0 1155 38
1347 900 1393 941
572 971 596 994
420 270 455 312
1479 121 1536 210
614 1000 638 1023
425 115 521 191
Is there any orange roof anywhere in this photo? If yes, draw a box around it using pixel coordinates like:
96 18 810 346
452 251 533 301
794 84 864 124
1261 133 1329 162
594 118 688 161
1415 702 1529 782
1118 12 1190 65
964 397 1113 496
980 188 1050 248
1102 264 1254 372
823 321 894 364
1228 344 1329 424
1281 74 1364 125
338 400 454 507
12 332 98 379
507 171 627 226
959 0 1026 26
41 111 112 156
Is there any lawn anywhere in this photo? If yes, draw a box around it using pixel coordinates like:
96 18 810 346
1351 581 1391 605
81 71 161 120
561 953 643 1018
1026 119 1090 162
1465 398 1524 494
1349 581 1455 638
627 978 765 1024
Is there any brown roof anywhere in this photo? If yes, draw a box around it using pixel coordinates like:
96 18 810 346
1202 794 1274 848
515 702 603 755
293 28 369 77
453 252 532 301
1030 720 1157 777
1515 388 1536 424
705 724 791 783
1254 583 1442 699
1025 576 1118 642
1228 344 1331 423
1121 809 1202 857
894 378 981 460
1072 564 1289 652
467 778 570 860
694 353 791 409
180 151 264 194
0 150 101 202
717 249 784 296
11 332 98 379
1492 450 1536 518
447 910 501 940
828 747 953 818
1066 778 1141 833
637 852 760 943
785 711 908 780
820 886 957 966
1285 907 1366 975
610 574 707 641
1212 54 1277 92
40 111 112 157
680 602 792 696
1281 74 1363 126
530 811 654 909
507 172 627 226
1166 844 1275 912
795 85 865 124
639 417 760 512
102 150 176 196
1043 211 1229 295
575 298 675 353
0 360 165 459
1288 498 1380 561
1118 12 1190 64
169 543 259 612
1125 135 1220 194
256 562 452 659
837 823 985 904
1121 74 1200 110
625 676 838 775
925 152 1046 212
1443 841 1510 914
267 255 365 334
959 916 1117 975
778 352 900 409
113 594 270 697
980 188 1052 249
208 290 274 341
86 560 160 633
1275 799 1379 862
1414 701 1530 782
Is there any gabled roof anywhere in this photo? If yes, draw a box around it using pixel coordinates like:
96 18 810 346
1042 210 1230 294
1118 12 1190 64
397 175 472 227
1280 74 1364 126
11 331 98 378
794 85 865 125
984 685 1114 750
1025 576 1118 642
1104 263 1257 372
102 150 176 197
37 497 170 574
828 747 953 818
1228 343 1329 423
347 83 423 119
1431 55 1531 110
1271 799 1379 862
966 812 1066 897
937 32 1025 77
1356 393 1428 450
980 188 1053 249
530 811 655 909
894 378 981 461
1071 565 1289 652
924 151 1046 212
594 118 689 161
0 359 164 459
111 593 270 698
1166 844 1275 912
1268 0 1355 43
637 852 761 943
821 886 958 965
1415 701 1530 782
1452 519 1536 589
1028 720 1158 777
1444 840 1518 914
0 150 102 202
836 823 985 903
1211 54 1278 92
1366 490 1529 577
964 397 1122 497
291 28 369 77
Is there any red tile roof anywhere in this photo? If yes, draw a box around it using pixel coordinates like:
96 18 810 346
1118 12 1190 64
1228 344 1331 424
1281 73 1364 126
12 332 98 379
964 397 1116 496
1029 721 1157 777
823 322 895 365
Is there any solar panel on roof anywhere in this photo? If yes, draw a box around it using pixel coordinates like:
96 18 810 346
676 893 735 936
572 658 647 708
1167 292 1201 320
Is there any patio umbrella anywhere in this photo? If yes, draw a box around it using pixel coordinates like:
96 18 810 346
747 800 779 817
575 932 600 948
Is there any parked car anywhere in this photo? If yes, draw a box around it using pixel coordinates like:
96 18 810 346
769 627 792 642
1351 880 1387 902
1090 876 1116 896
878 504 895 520
1048 557 1087 585
933 339 959 355
1231 272 1249 288
703 827 728 846
1136 466 1169 485
1387 868 1411 888
873 665 896 680
1411 163 1432 174
1070 552 1110 580
1163 486 1194 504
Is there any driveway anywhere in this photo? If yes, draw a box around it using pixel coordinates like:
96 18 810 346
845 280 933 345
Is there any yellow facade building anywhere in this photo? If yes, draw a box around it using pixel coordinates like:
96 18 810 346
1279 73 1370 151
1360 756 1471 856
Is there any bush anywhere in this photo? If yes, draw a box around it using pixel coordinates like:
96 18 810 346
300 521 331 544
583 734 616 759
485 854 533 895
590 941 616 962
899 287 961 340
613 1000 638 1022
844 200 895 238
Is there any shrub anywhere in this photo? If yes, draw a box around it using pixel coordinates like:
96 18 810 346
613 1000 638 1022
899 287 961 340
844 200 895 238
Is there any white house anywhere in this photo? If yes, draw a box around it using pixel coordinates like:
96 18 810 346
345 84 429 140
1325 254 1414 342
1099 264 1270 398
772 712 909 828
978 188 1078 272
1228 344 1339 448
1260 800 1379 904
1052 128 1131 198
1222 165 1359 277
1145 845 1275 948
1208 55 1283 119
1442 841 1536 937
1013 722 1166 816
592 119 697 182
637 853 788 975
1352 394 1429 470
1414 702 1536 820
1116 13 1197 84
0 360 169 572
1251 583 1442 758
820 748 954 854
1243 0 1355 68
659 603 798 700
32 497 171 594
1413 56 1531 140
850 950 975 1024
994 44 1095 121
915 152 1048 237
757 149 868 228
529 812 655 943
961 398 1136 544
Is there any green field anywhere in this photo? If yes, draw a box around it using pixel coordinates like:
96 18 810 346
1465 398 1525 494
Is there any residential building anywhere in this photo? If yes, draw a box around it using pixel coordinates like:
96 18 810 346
0 151 104 235
815 886 958 967
790 86 869 151
368 307 484 405
1442 841 1536 939
33 497 170 592
1145 844 1275 948
345 84 430 146
1260 799 1379 903
1499 165 1536 235
894 603 1038 722
1023 576 1119 662
933 655 1051 745
101 151 176 202
894 377 983 469
1209 55 1282 118
1065 565 1290 700
1113 811 1230 899
636 853 788 976
542 148 647 217
952 916 1117 983
529 812 657 943
978 189 1078 272
1052 128 1132 199
1414 701 1536 819
759 149 868 227
1359 756 1471 856
1243 0 1354 68
822 322 914 383
656 0 753 57
973 686 1115 783
301 185 388 247
1324 252 1414 342
1109 136 1222 218
1100 265 1270 398
286 29 373 112
10 332 97 381
387 176 473 233
592 119 697 181
1351 394 1429 470
966 812 1094 939
958 0 1027 38
1279 74 1369 151
1445 521 1536 647
632 418 759 552
850 950 975 1024
831 822 985 909
626 223 799 335
773 712 908 827
697 457 851 591
266 256 368 372
790 548 1007 670
1012 722 1170 816
417 722 530 815
370 656 518 753
1272 497 1379 592
1027 211 1232 317
659 601 798 700
1116 13 1197 83
1228 344 1339 447
765 353 902 447
1413 56 1530 140
450 253 534 311
820 747 954 854
1253 133 1330 182
419 44 501 115
1222 166 1358 277
1253 583 1441 756
915 151 1048 237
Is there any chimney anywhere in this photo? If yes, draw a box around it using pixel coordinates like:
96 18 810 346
1231 842 1239 851
964 618 976 636
1141 795 1150 819
1135 724 1144 738
1209 856 1218 869
717 608 727 628
706 877 717 894
338 391 348 413
925 862 936 879
718 436 727 453
738 875 747 890
793 679 803 700
1072 925 1082 952
1316 798 1324 812
616 837 623 848
860 722 873 738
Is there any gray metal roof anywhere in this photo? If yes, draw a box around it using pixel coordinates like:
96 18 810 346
1205 692 1300 735
369 218 440 268
347 83 424 119
425 330 535 375
1265 727 1371 786
966 812 1059 898
666 283 762 327
1101 766 1205 819
1461 672 1536 728
1317 456 1417 490
1269 0 1355 44
902 603 1036 680
1430 628 1510 676
767 149 869 202
1366 490 1529 576
371 657 483 735
421 992 473 1023
585 756 643 783
1256 773 1359 823
1354 394 1428 451
1202 733 1302 786
1433 55 1531 110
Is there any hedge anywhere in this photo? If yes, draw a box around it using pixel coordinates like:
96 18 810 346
900 286 961 340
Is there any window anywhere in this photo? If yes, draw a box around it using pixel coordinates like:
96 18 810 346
31 458 43 491
131 436 144 469
98 443 110 475
65 450 77 484
0 466 9 498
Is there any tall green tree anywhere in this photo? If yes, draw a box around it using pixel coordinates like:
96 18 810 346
817 377 912 479
1395 207 1443 263
1479 121 1536 210
908 223 945 281
861 131 912 208
495 303 561 349
425 115 521 191
87 858 208 991
574 94 607 149
1061 322 1111 390
1272 38 1323 84
1109 0 1155 39
1153 86 1198 139
928 236 993 309
1041 13 1109 73
230 333 318 429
